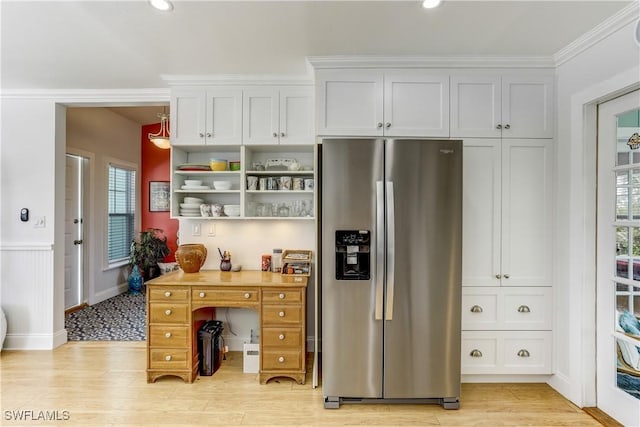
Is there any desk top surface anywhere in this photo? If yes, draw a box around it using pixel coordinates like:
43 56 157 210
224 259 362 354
146 270 308 288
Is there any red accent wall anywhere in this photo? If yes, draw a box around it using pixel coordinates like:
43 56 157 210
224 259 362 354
141 122 178 262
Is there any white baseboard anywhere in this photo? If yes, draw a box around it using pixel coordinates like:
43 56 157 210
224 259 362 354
92 283 128 305
462 374 552 383
3 330 67 350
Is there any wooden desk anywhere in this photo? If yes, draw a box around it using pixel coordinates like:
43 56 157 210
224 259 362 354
145 270 307 384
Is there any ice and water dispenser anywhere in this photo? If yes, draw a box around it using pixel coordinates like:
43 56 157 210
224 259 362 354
335 230 370 280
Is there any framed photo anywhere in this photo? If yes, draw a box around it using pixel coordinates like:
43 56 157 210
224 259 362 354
149 181 170 212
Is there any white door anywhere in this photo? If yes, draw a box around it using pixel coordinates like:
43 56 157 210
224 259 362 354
205 88 243 145
279 87 314 145
450 75 501 138
242 88 279 145
501 76 554 139
596 90 640 426
170 88 206 146
64 154 84 310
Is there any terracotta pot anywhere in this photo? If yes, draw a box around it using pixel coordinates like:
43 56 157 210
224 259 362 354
175 244 207 273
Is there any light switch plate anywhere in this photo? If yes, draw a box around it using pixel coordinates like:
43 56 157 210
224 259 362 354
192 223 201 236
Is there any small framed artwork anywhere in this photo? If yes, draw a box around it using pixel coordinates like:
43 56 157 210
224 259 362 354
149 181 170 212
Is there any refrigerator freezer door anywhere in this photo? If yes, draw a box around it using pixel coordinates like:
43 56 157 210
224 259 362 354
321 138 385 399
383 139 462 399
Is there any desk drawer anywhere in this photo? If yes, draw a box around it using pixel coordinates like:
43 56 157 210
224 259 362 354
262 305 302 325
149 288 189 302
262 327 302 348
262 289 302 304
149 303 189 324
149 349 189 369
262 349 302 370
192 288 259 306
149 325 189 348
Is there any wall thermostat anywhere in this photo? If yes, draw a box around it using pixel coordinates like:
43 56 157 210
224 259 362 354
20 208 29 222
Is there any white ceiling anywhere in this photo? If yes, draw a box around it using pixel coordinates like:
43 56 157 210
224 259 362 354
1 0 632 92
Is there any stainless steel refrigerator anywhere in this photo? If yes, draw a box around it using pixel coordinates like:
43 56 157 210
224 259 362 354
320 138 462 409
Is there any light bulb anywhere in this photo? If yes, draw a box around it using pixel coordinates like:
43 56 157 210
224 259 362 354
149 0 173 11
422 0 442 9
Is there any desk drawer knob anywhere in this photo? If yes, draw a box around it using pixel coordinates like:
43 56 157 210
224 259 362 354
165 355 172 361
470 305 483 313
164 291 172 297
279 293 285 299
517 349 530 358
278 334 285 340
165 309 172 316
199 292 206 298
470 349 482 358
165 332 172 338
517 305 531 313
278 356 285 363
244 293 251 299
279 311 285 317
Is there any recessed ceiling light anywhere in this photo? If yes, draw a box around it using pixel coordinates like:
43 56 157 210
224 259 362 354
422 0 442 9
149 0 173 12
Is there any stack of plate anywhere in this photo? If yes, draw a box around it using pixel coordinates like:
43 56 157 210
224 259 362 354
223 204 241 217
181 197 204 217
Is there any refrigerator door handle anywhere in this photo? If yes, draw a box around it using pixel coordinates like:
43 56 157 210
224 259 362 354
385 181 395 320
375 181 384 320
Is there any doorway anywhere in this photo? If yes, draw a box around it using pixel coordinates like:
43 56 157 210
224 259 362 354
596 89 640 426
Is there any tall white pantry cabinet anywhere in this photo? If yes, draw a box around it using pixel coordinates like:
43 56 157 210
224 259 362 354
314 64 555 378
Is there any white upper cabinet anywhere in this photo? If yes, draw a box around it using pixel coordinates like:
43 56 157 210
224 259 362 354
316 69 449 137
451 75 554 139
171 87 242 146
243 87 314 145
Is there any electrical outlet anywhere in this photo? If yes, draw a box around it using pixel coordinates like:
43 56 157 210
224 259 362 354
192 223 201 236
34 216 46 228
208 223 216 237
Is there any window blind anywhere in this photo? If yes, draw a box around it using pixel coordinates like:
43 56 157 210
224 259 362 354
108 165 136 263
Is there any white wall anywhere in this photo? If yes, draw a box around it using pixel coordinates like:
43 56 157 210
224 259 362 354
551 10 640 406
66 107 141 304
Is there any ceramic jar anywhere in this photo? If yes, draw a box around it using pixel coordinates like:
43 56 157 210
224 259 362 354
175 244 207 273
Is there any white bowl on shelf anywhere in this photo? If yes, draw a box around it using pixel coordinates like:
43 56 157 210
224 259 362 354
184 180 202 186
213 180 232 190
223 204 241 216
183 197 204 204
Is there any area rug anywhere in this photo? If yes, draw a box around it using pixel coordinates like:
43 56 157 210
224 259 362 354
65 290 146 341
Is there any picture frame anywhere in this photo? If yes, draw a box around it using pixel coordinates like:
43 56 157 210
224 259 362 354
149 181 170 212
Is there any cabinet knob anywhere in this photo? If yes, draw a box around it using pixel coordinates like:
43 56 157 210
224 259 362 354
199 292 206 298
504 124 511 130
278 356 285 363
278 334 285 340
165 309 172 316
495 274 501 279
279 311 285 317
206 132 212 137
470 349 483 358
280 132 285 137
517 305 531 313
377 122 383 129
165 355 172 361
496 124 502 130
244 292 251 299
199 132 205 138
504 274 510 279
165 332 172 338
517 349 530 358
273 132 278 138
279 293 285 299
164 291 171 297
385 122 391 128
470 305 483 313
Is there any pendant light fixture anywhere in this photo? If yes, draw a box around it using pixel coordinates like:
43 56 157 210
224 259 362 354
148 109 171 150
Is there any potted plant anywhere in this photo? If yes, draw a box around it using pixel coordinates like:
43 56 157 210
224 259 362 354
130 228 171 281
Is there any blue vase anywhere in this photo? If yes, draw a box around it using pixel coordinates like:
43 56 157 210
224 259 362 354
128 265 143 295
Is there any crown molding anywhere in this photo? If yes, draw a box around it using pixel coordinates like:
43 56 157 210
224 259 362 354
305 55 556 70
0 88 169 104
161 74 314 86
554 2 639 66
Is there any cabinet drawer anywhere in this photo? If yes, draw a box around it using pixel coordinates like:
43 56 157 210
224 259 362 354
262 305 302 325
462 291 498 329
149 288 189 302
262 289 302 304
262 327 302 348
262 349 303 370
148 325 189 348
462 331 552 375
192 288 259 306
149 349 189 369
149 303 189 324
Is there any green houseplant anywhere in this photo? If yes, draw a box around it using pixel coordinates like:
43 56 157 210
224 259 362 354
130 228 171 280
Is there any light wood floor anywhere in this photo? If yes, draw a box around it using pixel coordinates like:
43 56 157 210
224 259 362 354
1 342 602 426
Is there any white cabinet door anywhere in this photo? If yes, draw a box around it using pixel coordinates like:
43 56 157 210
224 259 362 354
383 73 449 137
502 76 554 139
205 88 243 145
171 88 207 146
462 139 502 287
279 87 314 145
501 139 552 287
316 69 383 136
243 88 279 145
451 75 501 138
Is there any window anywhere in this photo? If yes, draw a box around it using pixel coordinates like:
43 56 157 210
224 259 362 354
107 162 136 265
